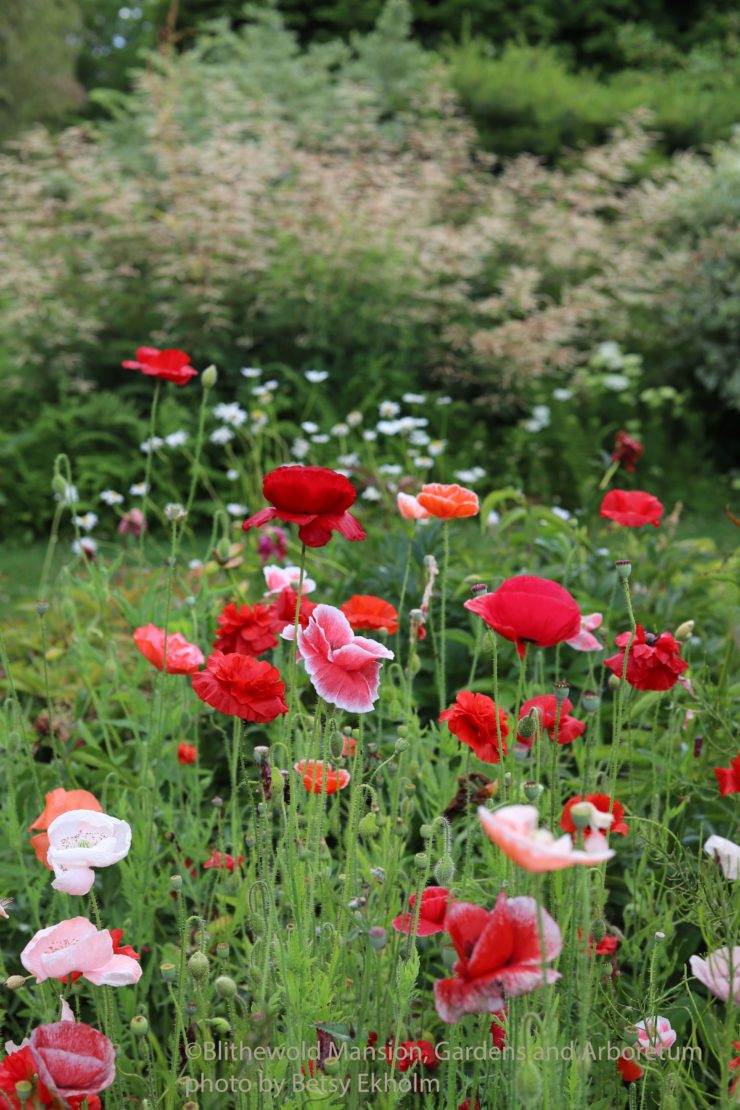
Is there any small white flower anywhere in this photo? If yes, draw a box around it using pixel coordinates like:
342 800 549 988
523 404 551 433
305 370 328 384
596 341 623 369
602 373 630 392
379 463 402 476
73 512 98 533
402 392 427 404
376 420 402 435
414 456 433 469
139 436 164 454
301 421 319 434
226 468 239 480
429 439 447 457
99 490 123 506
241 366 262 378
253 391 274 405
552 388 573 401
409 430 430 447
455 467 486 483
54 482 79 507
262 380 278 391
436 395 453 406
551 506 572 521
311 434 329 444
213 403 247 427
291 438 310 459
362 487 382 501
346 411 363 427
487 509 501 526
251 411 269 433
188 559 203 570
337 453 360 467
226 503 248 517
72 538 97 558
164 502 187 522
331 422 349 437
363 430 377 442
210 427 235 445
379 401 400 418
164 430 189 447
129 482 148 496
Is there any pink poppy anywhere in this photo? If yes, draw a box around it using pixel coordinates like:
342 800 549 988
397 492 431 520
689 947 740 1003
434 892 562 1024
21 918 142 987
263 565 316 594
478 805 615 872
392 887 451 936
133 624 204 674
634 1017 676 1056
46 810 131 895
566 613 603 652
283 604 394 713
29 1021 116 1104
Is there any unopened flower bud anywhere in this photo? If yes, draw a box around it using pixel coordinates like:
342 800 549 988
608 673 622 690
395 736 409 753
674 620 694 640
5 975 27 991
518 708 539 739
397 724 408 737
582 690 600 714
358 812 378 838
368 926 387 951
188 951 210 982
523 781 544 802
130 1015 149 1037
615 559 632 581
201 364 218 390
552 680 570 704
516 1057 542 1106
569 802 595 830
160 962 177 983
216 942 229 961
215 975 237 999
51 474 68 496
419 824 433 840
591 919 607 942
435 856 455 885
209 1017 231 1035
170 874 183 892
35 601 49 617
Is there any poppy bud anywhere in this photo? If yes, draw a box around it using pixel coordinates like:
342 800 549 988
523 781 544 802
160 962 177 983
516 1058 542 1106
674 620 694 640
359 812 379 838
582 690 601 714
592 919 607 942
130 1015 149 1037
209 1017 231 1035
215 975 238 999
409 655 422 675
188 952 210 982
608 674 622 690
435 856 455 885
51 474 68 495
552 681 570 704
395 736 409 753
420 824 433 839
14 1081 32 1104
35 600 49 617
397 725 409 737
615 560 632 581
201 364 218 389
569 801 594 830
170 874 183 892
216 538 231 561
216 942 230 961
518 709 539 739
368 926 387 951
4 975 27 991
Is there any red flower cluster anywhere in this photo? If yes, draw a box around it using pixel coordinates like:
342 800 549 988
294 759 350 795
177 743 197 765
600 489 663 528
605 625 688 691
465 576 581 659
192 651 288 721
122 346 197 386
440 691 509 764
213 602 278 657
715 752 740 796
611 430 644 473
561 794 628 836
0 1022 115 1109
243 466 366 548
517 695 585 747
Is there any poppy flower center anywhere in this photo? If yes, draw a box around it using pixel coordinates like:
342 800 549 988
644 633 658 646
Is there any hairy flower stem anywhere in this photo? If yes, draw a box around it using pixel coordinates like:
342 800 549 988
40 502 64 597
230 717 242 855
37 608 70 772
437 520 450 713
184 384 209 519
608 575 637 802
396 533 413 666
139 379 161 555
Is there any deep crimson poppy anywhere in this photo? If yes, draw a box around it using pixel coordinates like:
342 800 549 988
268 586 317 634
392 887 451 936
440 691 509 764
433 892 562 1023
464 576 581 659
715 753 740 797
600 489 664 528
561 794 628 836
177 743 197 765
458 1100 482 1110
122 346 197 386
605 625 688 691
242 466 366 548
517 695 585 747
617 1053 644 1082
192 651 288 721
611 431 644 473
385 1040 439 1071
29 1022 115 1105
341 595 399 634
213 601 278 656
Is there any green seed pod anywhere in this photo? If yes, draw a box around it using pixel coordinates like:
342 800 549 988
215 975 237 999
582 690 600 714
358 812 379 838
615 559 632 581
14 1081 33 1104
523 781 544 802
188 952 210 982
414 852 429 870
395 736 409 753
160 962 177 983
368 926 387 951
130 1015 149 1037
170 874 183 892
216 942 230 961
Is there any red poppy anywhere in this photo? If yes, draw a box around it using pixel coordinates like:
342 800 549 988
29 1022 115 1106
715 753 740 797
416 483 479 519
213 601 278 656
243 466 366 548
385 1040 439 1071
293 759 350 794
133 625 204 675
341 595 399 634
517 695 585 747
192 651 288 721
122 346 197 386
605 625 688 691
600 489 664 528
29 788 102 869
433 892 562 1024
611 431 644 473
178 743 197 765
59 929 140 985
0 1046 55 1108
203 850 243 871
440 692 509 764
464 576 581 659
392 887 451 936
268 586 317 634
490 1007 507 1050
617 1052 644 1082
729 1042 740 1096
458 1100 482 1110
561 794 628 836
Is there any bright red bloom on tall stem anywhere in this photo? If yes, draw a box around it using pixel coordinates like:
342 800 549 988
192 651 288 721
561 794 628 836
392 887 451 936
203 850 243 871
605 625 688 691
611 431 644 473
715 753 740 796
243 466 366 548
517 695 585 747
29 788 102 869
385 1040 439 1071
213 602 278 656
29 1022 115 1105
600 489 664 527
464 576 581 659
440 691 509 763
122 346 197 386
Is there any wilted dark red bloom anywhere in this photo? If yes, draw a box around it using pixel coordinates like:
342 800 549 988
385 1039 439 1071
243 466 366 548
29 1022 115 1105
600 489 663 528
464 576 581 659
203 850 243 871
605 625 688 691
268 587 317 635
715 752 740 797
177 743 197 765
122 346 197 386
517 695 585 747
458 1100 482 1110
192 651 288 721
341 595 399 634
617 1052 644 1082
434 892 562 1024
561 794 628 836
392 887 451 936
213 601 278 656
611 431 644 473
440 691 509 764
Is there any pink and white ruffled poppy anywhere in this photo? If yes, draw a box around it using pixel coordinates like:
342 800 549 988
478 805 615 873
704 835 740 880
397 492 431 520
46 810 132 895
566 612 603 652
0 898 11 920
282 604 394 713
21 917 142 986
633 1017 677 1055
690 946 740 1003
263 564 316 595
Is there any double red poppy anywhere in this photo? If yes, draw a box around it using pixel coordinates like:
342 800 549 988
192 651 288 721
605 625 688 691
440 691 509 763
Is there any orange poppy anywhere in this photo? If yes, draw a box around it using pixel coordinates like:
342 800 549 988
29 787 102 868
294 759 350 794
340 595 399 635
416 483 479 519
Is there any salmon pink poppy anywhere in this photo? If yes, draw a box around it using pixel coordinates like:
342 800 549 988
600 489 664 528
397 492 431 520
29 1022 115 1105
283 604 394 714
565 612 603 652
30 788 103 869
433 891 562 1023
416 483 479 519
133 624 204 674
392 887 451 936
243 466 366 548
464 576 581 659
561 794 628 836
517 695 585 747
178 743 197 765
21 918 142 986
46 810 131 895
341 595 399 635
611 430 644 473
213 602 278 656
479 805 614 872
122 346 197 386
192 651 288 721
440 692 509 764
605 625 688 691
268 587 317 635
294 759 350 794
715 753 740 796
117 508 146 536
